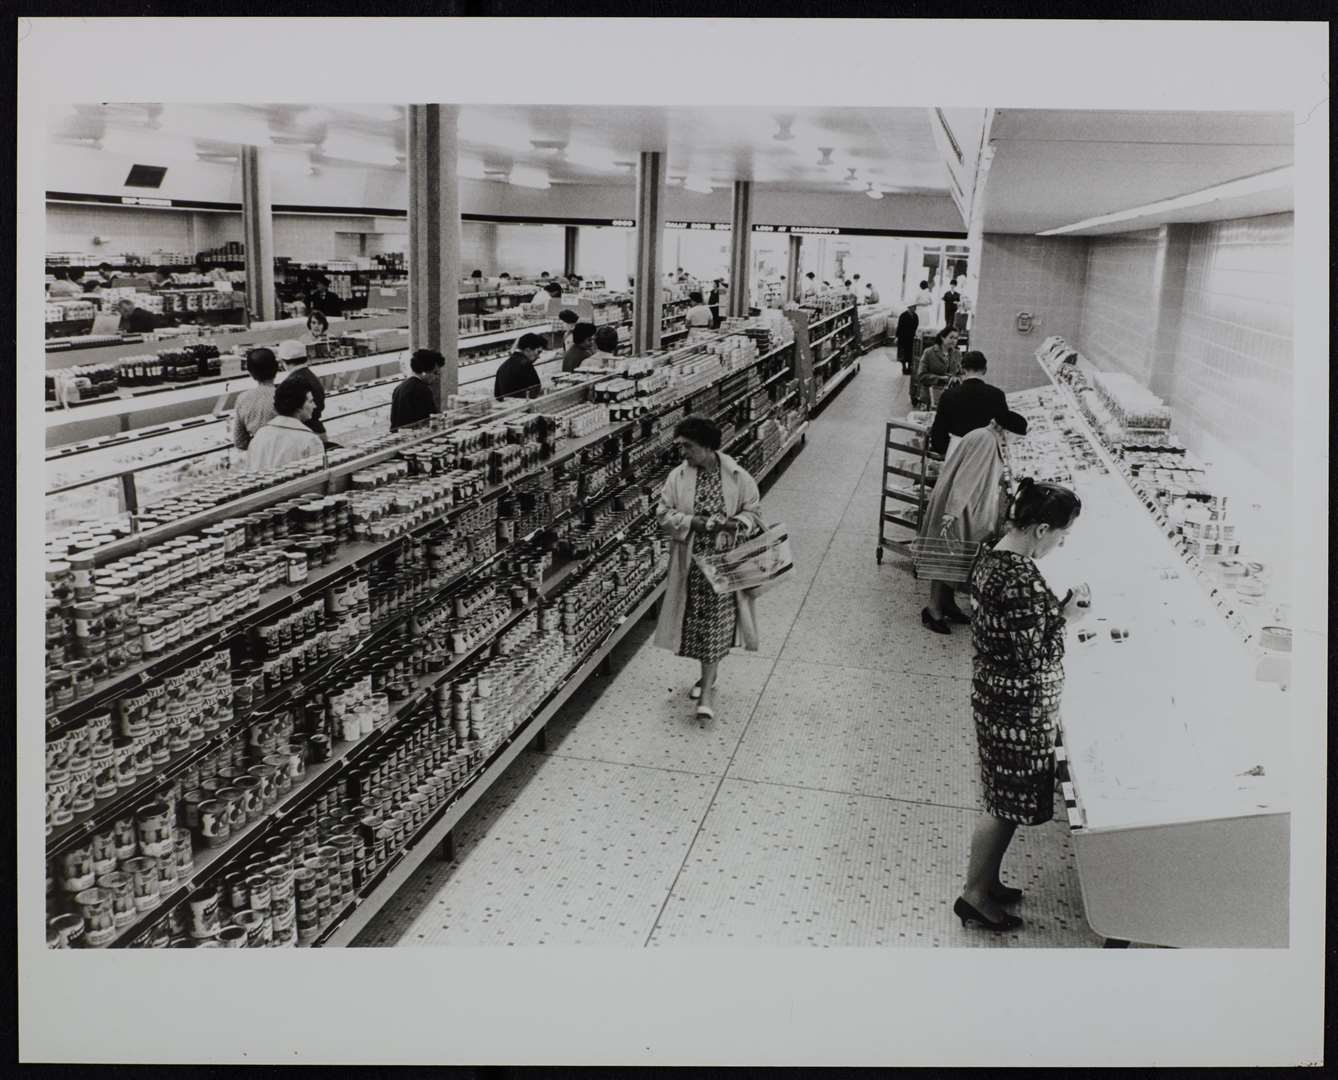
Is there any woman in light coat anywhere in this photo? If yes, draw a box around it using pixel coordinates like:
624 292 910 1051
654 415 764 722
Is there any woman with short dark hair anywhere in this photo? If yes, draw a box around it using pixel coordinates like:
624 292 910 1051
685 290 713 329
913 326 961 409
303 310 330 344
233 347 279 452
247 379 325 471
956 479 1087 932
390 349 444 431
654 414 765 723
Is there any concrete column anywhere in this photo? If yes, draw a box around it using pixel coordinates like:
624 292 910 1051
407 104 461 402
563 226 579 278
632 151 666 354
727 181 753 318
785 234 802 303
240 146 275 323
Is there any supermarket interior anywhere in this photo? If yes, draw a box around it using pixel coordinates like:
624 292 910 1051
18 16 1329 1069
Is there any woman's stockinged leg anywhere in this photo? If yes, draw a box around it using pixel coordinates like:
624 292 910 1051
700 659 719 705
929 580 950 619
962 813 1017 917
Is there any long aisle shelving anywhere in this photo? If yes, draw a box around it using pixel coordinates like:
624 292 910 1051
44 315 826 950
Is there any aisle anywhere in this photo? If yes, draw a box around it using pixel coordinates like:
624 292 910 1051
355 347 1104 948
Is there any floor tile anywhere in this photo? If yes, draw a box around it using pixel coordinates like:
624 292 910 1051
541 641 775 777
646 779 1100 948
358 755 719 947
727 661 981 809
758 484 856 532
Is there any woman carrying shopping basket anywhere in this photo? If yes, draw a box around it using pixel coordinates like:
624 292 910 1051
654 415 766 723
915 412 1028 635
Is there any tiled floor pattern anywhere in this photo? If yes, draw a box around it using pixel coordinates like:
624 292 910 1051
354 349 1107 949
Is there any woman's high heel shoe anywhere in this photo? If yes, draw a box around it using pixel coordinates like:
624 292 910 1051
954 896 1023 932
989 883 1023 905
921 608 950 635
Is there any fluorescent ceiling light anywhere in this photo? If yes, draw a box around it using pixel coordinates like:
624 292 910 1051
508 165 551 189
334 104 403 123
99 128 199 163
1037 165 1295 235
321 132 401 166
156 106 273 147
563 144 616 170
683 175 713 194
457 158 487 180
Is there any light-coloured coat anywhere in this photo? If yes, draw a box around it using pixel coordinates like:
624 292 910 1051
653 452 765 654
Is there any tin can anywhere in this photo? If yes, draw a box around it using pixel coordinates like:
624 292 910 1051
224 872 249 913
217 787 247 833
233 909 271 948
96 870 137 929
174 828 195 874
75 887 116 948
59 843 96 894
49 912 86 949
187 886 222 939
135 801 173 858
90 827 119 876
197 799 231 848
233 776 264 822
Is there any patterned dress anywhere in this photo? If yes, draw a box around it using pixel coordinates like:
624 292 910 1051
679 465 737 663
968 550 1066 825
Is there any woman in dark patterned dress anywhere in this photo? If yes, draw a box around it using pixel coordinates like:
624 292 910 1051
654 416 764 724
955 479 1090 932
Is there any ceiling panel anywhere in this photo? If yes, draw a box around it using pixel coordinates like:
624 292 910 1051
982 108 1294 234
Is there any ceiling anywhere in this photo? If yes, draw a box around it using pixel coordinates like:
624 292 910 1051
48 102 951 197
46 104 1297 235
980 109 1294 234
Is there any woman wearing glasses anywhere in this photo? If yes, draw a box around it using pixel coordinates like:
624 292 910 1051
955 478 1090 933
654 415 764 724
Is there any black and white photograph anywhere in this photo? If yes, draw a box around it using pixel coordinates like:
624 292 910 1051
15 16 1328 1068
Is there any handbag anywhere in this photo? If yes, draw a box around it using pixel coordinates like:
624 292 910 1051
693 522 794 597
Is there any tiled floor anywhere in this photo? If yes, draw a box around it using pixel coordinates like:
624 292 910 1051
353 348 1107 949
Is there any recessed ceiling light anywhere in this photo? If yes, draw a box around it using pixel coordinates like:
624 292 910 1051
508 165 551 189
816 148 834 168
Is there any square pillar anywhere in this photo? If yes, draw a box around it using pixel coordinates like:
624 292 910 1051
632 151 666 354
727 181 753 318
408 104 461 401
563 226 579 278
240 146 276 324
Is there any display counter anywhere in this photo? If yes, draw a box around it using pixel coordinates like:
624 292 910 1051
992 353 1291 948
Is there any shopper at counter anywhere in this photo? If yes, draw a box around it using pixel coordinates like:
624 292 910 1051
956 479 1087 932
654 414 764 723
929 351 1017 457
562 322 598 373
685 291 714 329
301 311 330 344
232 347 280 453
942 278 962 332
913 327 962 409
577 325 623 372
247 379 326 471
390 349 443 432
306 279 344 318
48 271 82 298
709 280 723 327
532 281 563 306
557 308 580 352
894 305 920 375
864 281 880 305
115 297 164 334
494 332 546 400
277 340 326 436
917 418 1022 635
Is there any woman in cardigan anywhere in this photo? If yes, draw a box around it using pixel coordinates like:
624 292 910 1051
913 326 961 409
654 415 764 723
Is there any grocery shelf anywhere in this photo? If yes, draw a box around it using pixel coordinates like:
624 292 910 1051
813 359 860 407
